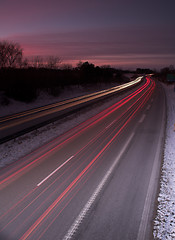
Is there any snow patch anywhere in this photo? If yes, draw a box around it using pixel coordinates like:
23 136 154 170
0 83 117 117
0 84 132 168
153 83 175 239
1 81 175 239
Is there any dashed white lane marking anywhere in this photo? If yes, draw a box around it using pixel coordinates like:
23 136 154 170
63 132 135 240
139 114 146 123
146 104 151 110
37 156 74 187
106 120 116 129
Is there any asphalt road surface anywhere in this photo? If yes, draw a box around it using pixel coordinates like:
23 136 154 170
0 76 166 240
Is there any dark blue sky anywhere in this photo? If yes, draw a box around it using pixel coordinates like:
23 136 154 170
0 0 175 69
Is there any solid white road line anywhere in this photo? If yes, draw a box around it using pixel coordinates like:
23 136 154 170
63 132 135 240
137 93 165 240
37 156 74 187
139 114 146 123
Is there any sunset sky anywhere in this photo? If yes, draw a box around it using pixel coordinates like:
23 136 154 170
0 0 175 69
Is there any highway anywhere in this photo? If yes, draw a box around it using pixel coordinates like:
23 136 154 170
0 76 165 240
0 77 142 142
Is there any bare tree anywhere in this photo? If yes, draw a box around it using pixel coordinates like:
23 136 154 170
46 56 61 69
0 41 23 68
22 58 29 68
60 63 73 70
32 56 44 68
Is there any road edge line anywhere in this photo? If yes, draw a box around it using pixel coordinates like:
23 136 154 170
136 84 166 240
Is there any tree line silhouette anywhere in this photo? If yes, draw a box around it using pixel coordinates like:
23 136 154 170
1 40 171 104
0 41 133 103
1 63 130 103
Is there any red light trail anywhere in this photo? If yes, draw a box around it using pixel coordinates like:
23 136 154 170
0 77 156 239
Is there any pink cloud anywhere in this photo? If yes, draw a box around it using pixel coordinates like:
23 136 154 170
3 27 175 69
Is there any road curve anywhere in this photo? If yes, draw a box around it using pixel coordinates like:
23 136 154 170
0 77 165 240
0 77 142 142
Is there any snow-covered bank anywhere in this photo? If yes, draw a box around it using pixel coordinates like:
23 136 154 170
2 80 175 240
153 83 175 239
0 84 133 168
0 83 117 117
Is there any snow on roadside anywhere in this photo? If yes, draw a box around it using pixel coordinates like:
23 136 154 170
153 83 175 239
0 84 133 168
0 83 117 117
1 79 175 238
